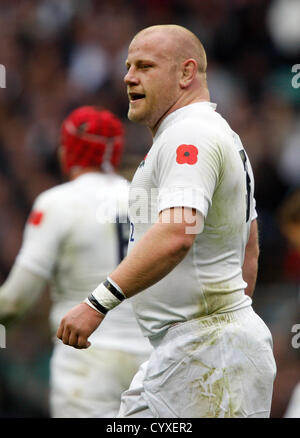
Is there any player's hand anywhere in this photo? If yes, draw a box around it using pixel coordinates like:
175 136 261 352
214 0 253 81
56 302 104 349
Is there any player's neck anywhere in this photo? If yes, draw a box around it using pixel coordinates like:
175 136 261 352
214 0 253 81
150 89 210 137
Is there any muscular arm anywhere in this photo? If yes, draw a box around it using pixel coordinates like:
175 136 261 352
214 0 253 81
109 207 201 297
57 207 202 348
242 219 259 298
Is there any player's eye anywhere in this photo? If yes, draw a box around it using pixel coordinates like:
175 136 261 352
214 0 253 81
137 63 153 70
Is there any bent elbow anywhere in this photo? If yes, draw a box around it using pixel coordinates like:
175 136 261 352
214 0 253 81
169 233 195 260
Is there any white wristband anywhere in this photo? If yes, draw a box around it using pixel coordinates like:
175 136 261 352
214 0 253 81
86 279 126 315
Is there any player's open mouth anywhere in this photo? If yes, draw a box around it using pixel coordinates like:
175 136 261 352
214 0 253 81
129 92 145 102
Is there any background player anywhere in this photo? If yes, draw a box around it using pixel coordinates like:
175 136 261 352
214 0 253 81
0 106 151 418
278 189 300 418
57 25 276 418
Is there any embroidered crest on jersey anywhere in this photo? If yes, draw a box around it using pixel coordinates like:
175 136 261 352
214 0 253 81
28 210 44 226
176 144 198 165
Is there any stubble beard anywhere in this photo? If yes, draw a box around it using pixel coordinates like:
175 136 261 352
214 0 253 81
128 104 153 127
128 96 173 131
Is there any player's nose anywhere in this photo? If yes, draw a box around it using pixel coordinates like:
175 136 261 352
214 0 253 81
124 66 139 86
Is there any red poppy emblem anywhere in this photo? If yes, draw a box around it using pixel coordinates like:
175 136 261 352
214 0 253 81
176 144 198 165
28 210 44 226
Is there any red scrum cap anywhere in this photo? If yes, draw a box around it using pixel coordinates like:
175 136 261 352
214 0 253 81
60 106 124 174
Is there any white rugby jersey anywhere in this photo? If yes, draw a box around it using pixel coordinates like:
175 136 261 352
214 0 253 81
128 102 256 339
16 172 151 354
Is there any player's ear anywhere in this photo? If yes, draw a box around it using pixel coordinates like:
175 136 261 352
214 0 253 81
179 59 198 89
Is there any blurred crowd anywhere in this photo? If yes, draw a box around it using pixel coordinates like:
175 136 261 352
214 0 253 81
0 0 299 418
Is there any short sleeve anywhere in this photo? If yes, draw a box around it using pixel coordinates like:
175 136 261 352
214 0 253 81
156 121 224 218
246 151 258 222
16 190 70 279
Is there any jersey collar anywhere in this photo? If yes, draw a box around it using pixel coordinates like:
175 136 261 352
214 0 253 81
154 102 217 142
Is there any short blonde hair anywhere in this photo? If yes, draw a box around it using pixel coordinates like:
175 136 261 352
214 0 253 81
134 24 208 73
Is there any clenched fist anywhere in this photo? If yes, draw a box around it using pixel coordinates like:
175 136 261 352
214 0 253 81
57 302 104 349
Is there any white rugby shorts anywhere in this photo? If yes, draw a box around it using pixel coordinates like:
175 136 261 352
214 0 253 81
50 342 148 418
118 306 277 418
